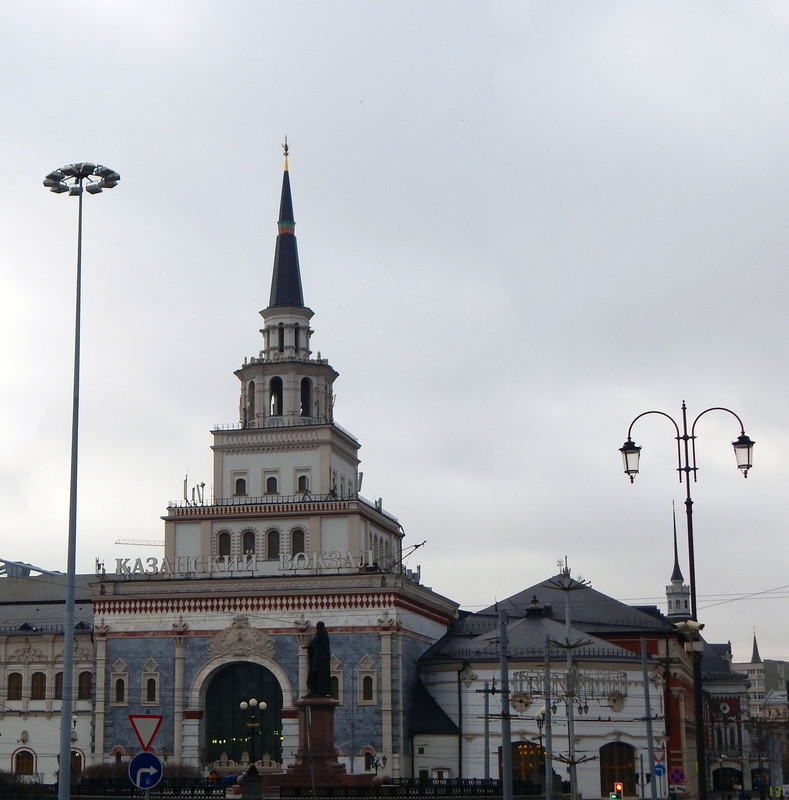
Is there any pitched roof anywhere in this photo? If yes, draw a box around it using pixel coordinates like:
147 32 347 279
420 574 673 666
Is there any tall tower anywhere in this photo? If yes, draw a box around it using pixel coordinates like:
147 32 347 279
162 145 403 575
96 146 458 777
666 505 690 619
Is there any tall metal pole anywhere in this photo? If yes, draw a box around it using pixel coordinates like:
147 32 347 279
498 606 513 800
57 179 83 800
43 162 120 800
620 402 754 800
544 638 553 800
640 638 658 800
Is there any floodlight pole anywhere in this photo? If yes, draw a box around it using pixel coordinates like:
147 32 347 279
44 163 119 800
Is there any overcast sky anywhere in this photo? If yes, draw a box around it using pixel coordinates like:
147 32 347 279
2 1 788 662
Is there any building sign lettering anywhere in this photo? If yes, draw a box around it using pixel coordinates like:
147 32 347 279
111 550 375 576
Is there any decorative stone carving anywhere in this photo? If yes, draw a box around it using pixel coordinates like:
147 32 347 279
510 692 533 712
208 615 275 658
13 640 43 663
75 645 92 662
459 665 477 687
607 690 625 711
172 616 189 635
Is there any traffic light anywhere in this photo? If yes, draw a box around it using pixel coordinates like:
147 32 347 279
614 781 624 799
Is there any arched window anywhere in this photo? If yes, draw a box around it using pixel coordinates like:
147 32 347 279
115 678 126 703
146 677 157 703
270 377 283 416
71 750 83 774
266 476 278 495
235 477 247 496
55 671 63 700
300 378 312 417
362 675 374 701
294 323 300 353
266 530 280 560
298 475 310 494
218 531 231 557
78 671 92 700
330 675 340 700
291 528 305 555
7 672 22 700
278 323 284 352
14 750 34 775
600 741 636 798
242 530 256 555
246 380 256 424
31 671 46 700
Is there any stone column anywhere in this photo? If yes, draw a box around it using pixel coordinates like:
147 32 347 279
93 623 109 763
378 615 401 764
294 616 310 700
172 618 188 762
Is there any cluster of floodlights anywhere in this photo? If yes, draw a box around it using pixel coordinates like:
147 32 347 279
43 163 120 195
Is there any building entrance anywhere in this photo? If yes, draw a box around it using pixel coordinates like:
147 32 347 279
205 661 283 765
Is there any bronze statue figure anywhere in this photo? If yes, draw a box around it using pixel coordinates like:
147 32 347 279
305 621 332 697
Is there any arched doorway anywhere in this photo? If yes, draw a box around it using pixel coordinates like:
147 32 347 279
600 741 636 797
205 662 283 765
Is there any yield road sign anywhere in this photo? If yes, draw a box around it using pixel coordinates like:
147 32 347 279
128 751 163 790
129 714 162 751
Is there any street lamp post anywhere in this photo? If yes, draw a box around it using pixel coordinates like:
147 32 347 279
619 401 754 800
240 698 267 770
43 162 120 800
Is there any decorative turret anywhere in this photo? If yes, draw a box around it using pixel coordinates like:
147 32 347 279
666 503 690 619
235 140 339 429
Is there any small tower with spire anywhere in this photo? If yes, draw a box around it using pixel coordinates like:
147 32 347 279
666 504 690 619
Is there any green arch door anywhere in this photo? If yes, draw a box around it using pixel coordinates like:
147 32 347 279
205 661 283 765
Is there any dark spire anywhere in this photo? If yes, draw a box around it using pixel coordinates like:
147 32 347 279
268 138 304 307
751 631 762 664
671 502 684 582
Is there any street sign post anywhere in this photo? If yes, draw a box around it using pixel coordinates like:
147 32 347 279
128 751 163 790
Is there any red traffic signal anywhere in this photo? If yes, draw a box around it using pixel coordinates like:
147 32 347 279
614 782 624 793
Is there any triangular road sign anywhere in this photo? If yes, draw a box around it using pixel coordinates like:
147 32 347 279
129 715 162 751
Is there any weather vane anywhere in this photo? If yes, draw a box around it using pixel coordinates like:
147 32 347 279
282 136 289 157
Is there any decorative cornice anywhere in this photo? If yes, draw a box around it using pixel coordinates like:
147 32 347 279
95 591 399 617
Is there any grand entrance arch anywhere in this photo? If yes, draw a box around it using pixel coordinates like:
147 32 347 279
205 661 283 765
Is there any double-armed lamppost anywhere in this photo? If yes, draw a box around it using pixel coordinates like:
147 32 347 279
43 163 120 800
619 401 754 800
240 697 267 770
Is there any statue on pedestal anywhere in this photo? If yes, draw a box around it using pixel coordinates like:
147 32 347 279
305 621 331 697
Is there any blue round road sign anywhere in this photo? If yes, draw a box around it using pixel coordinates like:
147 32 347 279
129 751 163 789
655 764 666 777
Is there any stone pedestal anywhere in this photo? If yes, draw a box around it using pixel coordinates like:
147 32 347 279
286 696 346 782
263 696 375 789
